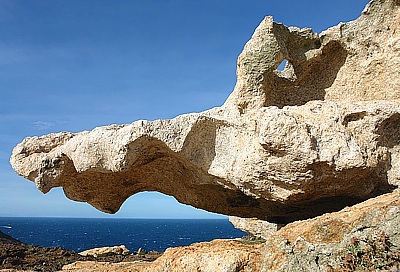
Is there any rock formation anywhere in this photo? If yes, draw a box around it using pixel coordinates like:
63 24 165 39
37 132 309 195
8 0 400 270
9 0 400 224
224 0 400 112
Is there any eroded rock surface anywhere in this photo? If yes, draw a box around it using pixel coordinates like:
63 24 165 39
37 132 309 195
9 0 400 224
143 239 264 272
262 191 400 271
224 0 400 112
9 101 400 223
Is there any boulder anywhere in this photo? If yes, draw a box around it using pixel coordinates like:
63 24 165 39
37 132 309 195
79 245 130 258
9 0 400 224
143 239 264 272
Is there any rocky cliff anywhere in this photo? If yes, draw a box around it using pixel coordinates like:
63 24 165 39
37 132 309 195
9 0 400 271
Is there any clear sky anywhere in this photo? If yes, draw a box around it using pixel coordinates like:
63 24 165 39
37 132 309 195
0 0 370 219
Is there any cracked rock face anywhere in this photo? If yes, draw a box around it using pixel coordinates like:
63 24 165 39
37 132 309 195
10 0 400 224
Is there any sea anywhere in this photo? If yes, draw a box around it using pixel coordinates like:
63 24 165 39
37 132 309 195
0 217 246 252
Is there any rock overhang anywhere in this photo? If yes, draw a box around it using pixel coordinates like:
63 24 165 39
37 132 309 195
10 0 400 224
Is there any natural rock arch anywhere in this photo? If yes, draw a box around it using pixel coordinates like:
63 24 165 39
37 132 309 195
10 0 400 224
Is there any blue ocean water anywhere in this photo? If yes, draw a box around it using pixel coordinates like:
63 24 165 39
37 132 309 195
0 217 246 252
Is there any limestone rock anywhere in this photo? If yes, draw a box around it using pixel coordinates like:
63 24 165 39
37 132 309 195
143 239 264 272
79 245 130 258
10 100 400 223
9 0 400 223
224 0 400 112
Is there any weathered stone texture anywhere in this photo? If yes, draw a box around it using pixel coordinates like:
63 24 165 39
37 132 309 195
322 0 400 102
9 0 400 271
224 0 400 112
143 239 264 272
10 100 400 223
9 0 400 225
262 191 400 271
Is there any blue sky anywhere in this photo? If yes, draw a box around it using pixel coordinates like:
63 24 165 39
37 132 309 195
0 0 370 218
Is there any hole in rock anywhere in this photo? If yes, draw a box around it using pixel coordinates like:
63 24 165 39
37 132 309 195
277 59 288 71
118 191 227 219
265 41 348 108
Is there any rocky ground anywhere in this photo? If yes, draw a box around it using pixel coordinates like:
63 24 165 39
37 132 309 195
0 231 162 272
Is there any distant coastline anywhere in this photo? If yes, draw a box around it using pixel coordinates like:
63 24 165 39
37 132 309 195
0 229 162 271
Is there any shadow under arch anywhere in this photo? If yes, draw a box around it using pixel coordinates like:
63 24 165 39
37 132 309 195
50 140 391 225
